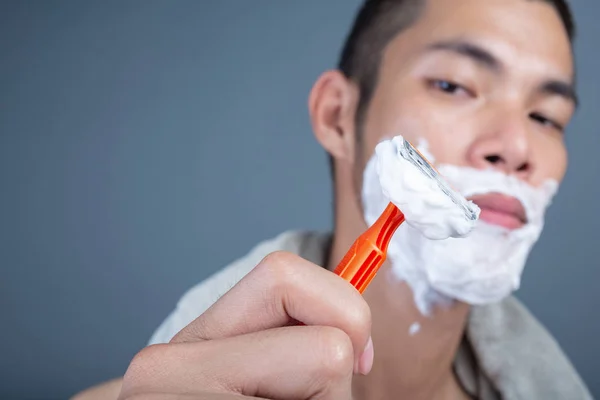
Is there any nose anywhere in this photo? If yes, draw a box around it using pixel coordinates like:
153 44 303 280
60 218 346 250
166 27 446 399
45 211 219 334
467 112 533 179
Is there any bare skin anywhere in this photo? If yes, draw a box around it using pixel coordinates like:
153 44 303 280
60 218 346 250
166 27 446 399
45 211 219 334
72 0 575 399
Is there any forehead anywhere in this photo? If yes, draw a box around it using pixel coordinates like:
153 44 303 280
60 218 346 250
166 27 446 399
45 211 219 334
383 0 574 80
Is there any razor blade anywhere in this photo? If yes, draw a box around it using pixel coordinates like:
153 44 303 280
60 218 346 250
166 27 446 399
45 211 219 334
398 138 479 222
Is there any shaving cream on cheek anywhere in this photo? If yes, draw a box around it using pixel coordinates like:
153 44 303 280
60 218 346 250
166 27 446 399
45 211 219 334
374 137 479 240
361 135 559 314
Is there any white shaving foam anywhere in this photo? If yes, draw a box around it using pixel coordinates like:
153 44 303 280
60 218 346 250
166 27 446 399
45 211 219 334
375 136 479 239
362 135 558 314
408 322 421 336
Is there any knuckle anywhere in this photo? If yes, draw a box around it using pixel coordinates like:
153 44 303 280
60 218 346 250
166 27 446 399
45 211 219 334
126 344 167 375
245 251 309 325
316 327 354 381
256 251 300 287
130 344 162 365
121 344 170 396
260 251 297 271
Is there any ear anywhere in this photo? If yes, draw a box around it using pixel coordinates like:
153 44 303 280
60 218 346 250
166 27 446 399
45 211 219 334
308 70 360 163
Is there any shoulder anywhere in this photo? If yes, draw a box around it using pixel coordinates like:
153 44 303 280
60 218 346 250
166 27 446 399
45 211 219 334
148 230 330 345
468 296 592 399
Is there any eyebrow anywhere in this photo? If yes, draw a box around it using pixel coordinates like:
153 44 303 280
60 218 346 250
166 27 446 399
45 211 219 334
426 39 501 72
425 39 579 108
540 79 579 108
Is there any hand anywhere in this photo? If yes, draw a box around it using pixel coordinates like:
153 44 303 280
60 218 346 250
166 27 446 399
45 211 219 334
118 251 373 400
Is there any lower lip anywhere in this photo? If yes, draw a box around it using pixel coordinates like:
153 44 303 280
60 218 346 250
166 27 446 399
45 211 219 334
478 209 524 230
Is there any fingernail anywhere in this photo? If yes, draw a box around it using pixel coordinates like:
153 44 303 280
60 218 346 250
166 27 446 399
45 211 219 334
358 336 374 375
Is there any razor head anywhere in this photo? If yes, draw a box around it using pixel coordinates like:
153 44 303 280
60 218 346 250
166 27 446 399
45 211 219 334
398 138 479 222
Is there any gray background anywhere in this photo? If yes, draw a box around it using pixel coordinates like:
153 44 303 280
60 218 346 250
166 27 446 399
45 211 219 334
1 1 598 398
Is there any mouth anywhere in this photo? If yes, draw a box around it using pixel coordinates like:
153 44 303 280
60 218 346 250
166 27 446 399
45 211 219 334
468 193 527 230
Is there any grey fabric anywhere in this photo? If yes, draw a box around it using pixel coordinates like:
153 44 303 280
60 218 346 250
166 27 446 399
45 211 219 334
454 336 501 399
468 298 593 399
148 230 593 400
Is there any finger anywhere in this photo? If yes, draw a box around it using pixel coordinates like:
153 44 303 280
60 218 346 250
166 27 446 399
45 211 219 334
125 393 255 400
171 251 371 365
122 326 355 400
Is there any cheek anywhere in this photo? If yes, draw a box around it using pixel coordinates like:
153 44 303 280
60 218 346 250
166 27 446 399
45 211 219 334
534 138 568 183
360 95 475 166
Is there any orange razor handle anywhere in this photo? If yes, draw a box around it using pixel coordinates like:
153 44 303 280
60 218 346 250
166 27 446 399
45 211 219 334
333 202 405 294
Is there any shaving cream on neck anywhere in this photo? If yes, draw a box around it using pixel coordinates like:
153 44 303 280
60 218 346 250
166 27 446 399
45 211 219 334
362 135 558 314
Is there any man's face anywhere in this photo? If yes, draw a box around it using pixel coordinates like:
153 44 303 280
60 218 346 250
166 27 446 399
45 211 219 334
358 0 575 193
338 0 577 309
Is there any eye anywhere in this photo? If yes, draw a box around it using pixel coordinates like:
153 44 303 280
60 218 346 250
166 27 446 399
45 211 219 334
530 112 564 132
428 79 473 97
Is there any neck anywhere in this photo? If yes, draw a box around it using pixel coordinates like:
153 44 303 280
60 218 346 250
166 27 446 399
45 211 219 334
327 200 470 399
356 271 470 399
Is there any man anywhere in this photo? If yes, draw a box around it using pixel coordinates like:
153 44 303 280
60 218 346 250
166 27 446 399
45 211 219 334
74 0 593 399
